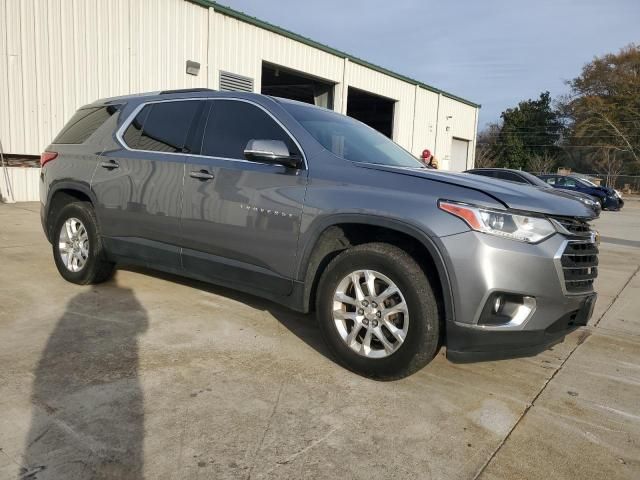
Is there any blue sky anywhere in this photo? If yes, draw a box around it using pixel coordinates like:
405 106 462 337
219 0 639 128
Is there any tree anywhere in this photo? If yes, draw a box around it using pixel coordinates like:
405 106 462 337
563 44 640 167
481 92 565 170
594 148 624 187
474 123 500 168
528 152 556 174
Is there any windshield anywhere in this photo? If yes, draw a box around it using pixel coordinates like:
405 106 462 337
282 102 425 168
519 171 552 188
576 177 597 187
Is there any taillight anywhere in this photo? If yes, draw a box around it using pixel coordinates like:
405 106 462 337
40 151 58 167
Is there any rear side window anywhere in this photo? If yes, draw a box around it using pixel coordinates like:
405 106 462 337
470 170 496 178
201 100 299 159
495 171 526 184
53 105 120 144
123 101 200 152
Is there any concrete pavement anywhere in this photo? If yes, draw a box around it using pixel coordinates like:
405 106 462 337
0 201 639 479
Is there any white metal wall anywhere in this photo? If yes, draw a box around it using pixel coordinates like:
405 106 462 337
0 167 40 202
208 9 345 108
0 0 208 156
411 87 440 156
0 0 478 172
435 96 478 170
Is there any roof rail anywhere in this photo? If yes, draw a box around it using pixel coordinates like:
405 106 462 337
159 88 215 95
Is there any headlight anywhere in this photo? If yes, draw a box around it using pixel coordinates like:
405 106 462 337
614 189 622 199
581 198 595 206
438 201 556 243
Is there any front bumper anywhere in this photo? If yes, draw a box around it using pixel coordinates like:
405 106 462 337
604 196 623 210
437 231 597 361
446 293 595 361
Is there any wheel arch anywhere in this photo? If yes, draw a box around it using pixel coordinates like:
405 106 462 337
298 215 455 325
45 182 97 242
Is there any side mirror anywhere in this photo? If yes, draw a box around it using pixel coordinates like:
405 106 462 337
243 139 302 169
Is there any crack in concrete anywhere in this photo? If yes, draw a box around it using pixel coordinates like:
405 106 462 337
245 379 286 480
471 330 590 480
275 425 340 465
471 266 640 480
593 265 640 328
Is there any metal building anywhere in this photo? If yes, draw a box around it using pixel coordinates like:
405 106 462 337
0 0 479 171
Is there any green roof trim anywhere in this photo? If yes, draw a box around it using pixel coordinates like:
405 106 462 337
187 0 480 108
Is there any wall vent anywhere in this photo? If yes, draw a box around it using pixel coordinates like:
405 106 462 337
219 71 254 92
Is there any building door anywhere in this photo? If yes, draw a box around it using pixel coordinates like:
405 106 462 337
261 63 335 109
346 87 395 138
450 138 470 171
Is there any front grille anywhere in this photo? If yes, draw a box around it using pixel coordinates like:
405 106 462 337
554 217 591 235
561 240 598 293
550 216 598 293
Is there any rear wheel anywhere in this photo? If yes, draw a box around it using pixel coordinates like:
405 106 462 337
316 243 440 378
51 202 115 284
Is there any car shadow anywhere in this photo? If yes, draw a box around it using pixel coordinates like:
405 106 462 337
20 282 148 479
121 265 334 361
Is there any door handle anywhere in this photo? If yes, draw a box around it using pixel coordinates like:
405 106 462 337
190 170 215 180
100 160 119 170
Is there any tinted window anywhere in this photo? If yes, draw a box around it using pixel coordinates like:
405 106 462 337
544 177 557 185
469 170 496 178
495 171 527 184
53 105 120 144
519 171 551 188
123 101 200 152
201 100 299 159
122 106 150 149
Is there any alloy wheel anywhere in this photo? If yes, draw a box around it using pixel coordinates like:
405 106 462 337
58 217 90 272
332 269 409 358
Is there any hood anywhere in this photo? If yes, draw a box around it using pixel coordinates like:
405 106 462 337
552 188 598 203
357 163 596 219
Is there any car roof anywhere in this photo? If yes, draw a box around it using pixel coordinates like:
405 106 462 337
465 168 522 173
89 89 286 108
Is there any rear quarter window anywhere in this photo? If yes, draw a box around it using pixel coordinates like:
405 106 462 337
122 101 201 153
53 105 120 144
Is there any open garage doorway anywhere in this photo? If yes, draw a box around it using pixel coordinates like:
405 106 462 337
346 87 395 138
261 63 334 109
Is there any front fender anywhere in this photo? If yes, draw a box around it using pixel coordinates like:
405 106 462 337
296 213 455 324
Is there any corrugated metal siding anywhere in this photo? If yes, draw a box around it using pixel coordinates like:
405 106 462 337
435 96 478 170
0 0 208 156
1 0 479 170
411 87 440 156
209 11 344 96
0 167 40 202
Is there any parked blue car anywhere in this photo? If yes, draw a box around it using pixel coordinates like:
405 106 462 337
538 174 623 210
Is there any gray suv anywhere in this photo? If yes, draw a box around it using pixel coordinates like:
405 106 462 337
40 89 598 377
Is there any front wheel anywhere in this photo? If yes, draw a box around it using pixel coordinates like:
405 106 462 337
316 243 440 379
51 202 115 284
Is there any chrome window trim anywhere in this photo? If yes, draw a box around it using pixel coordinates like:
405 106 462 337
114 97 308 170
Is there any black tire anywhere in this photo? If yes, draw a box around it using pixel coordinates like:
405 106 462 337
316 243 440 379
51 201 115 284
